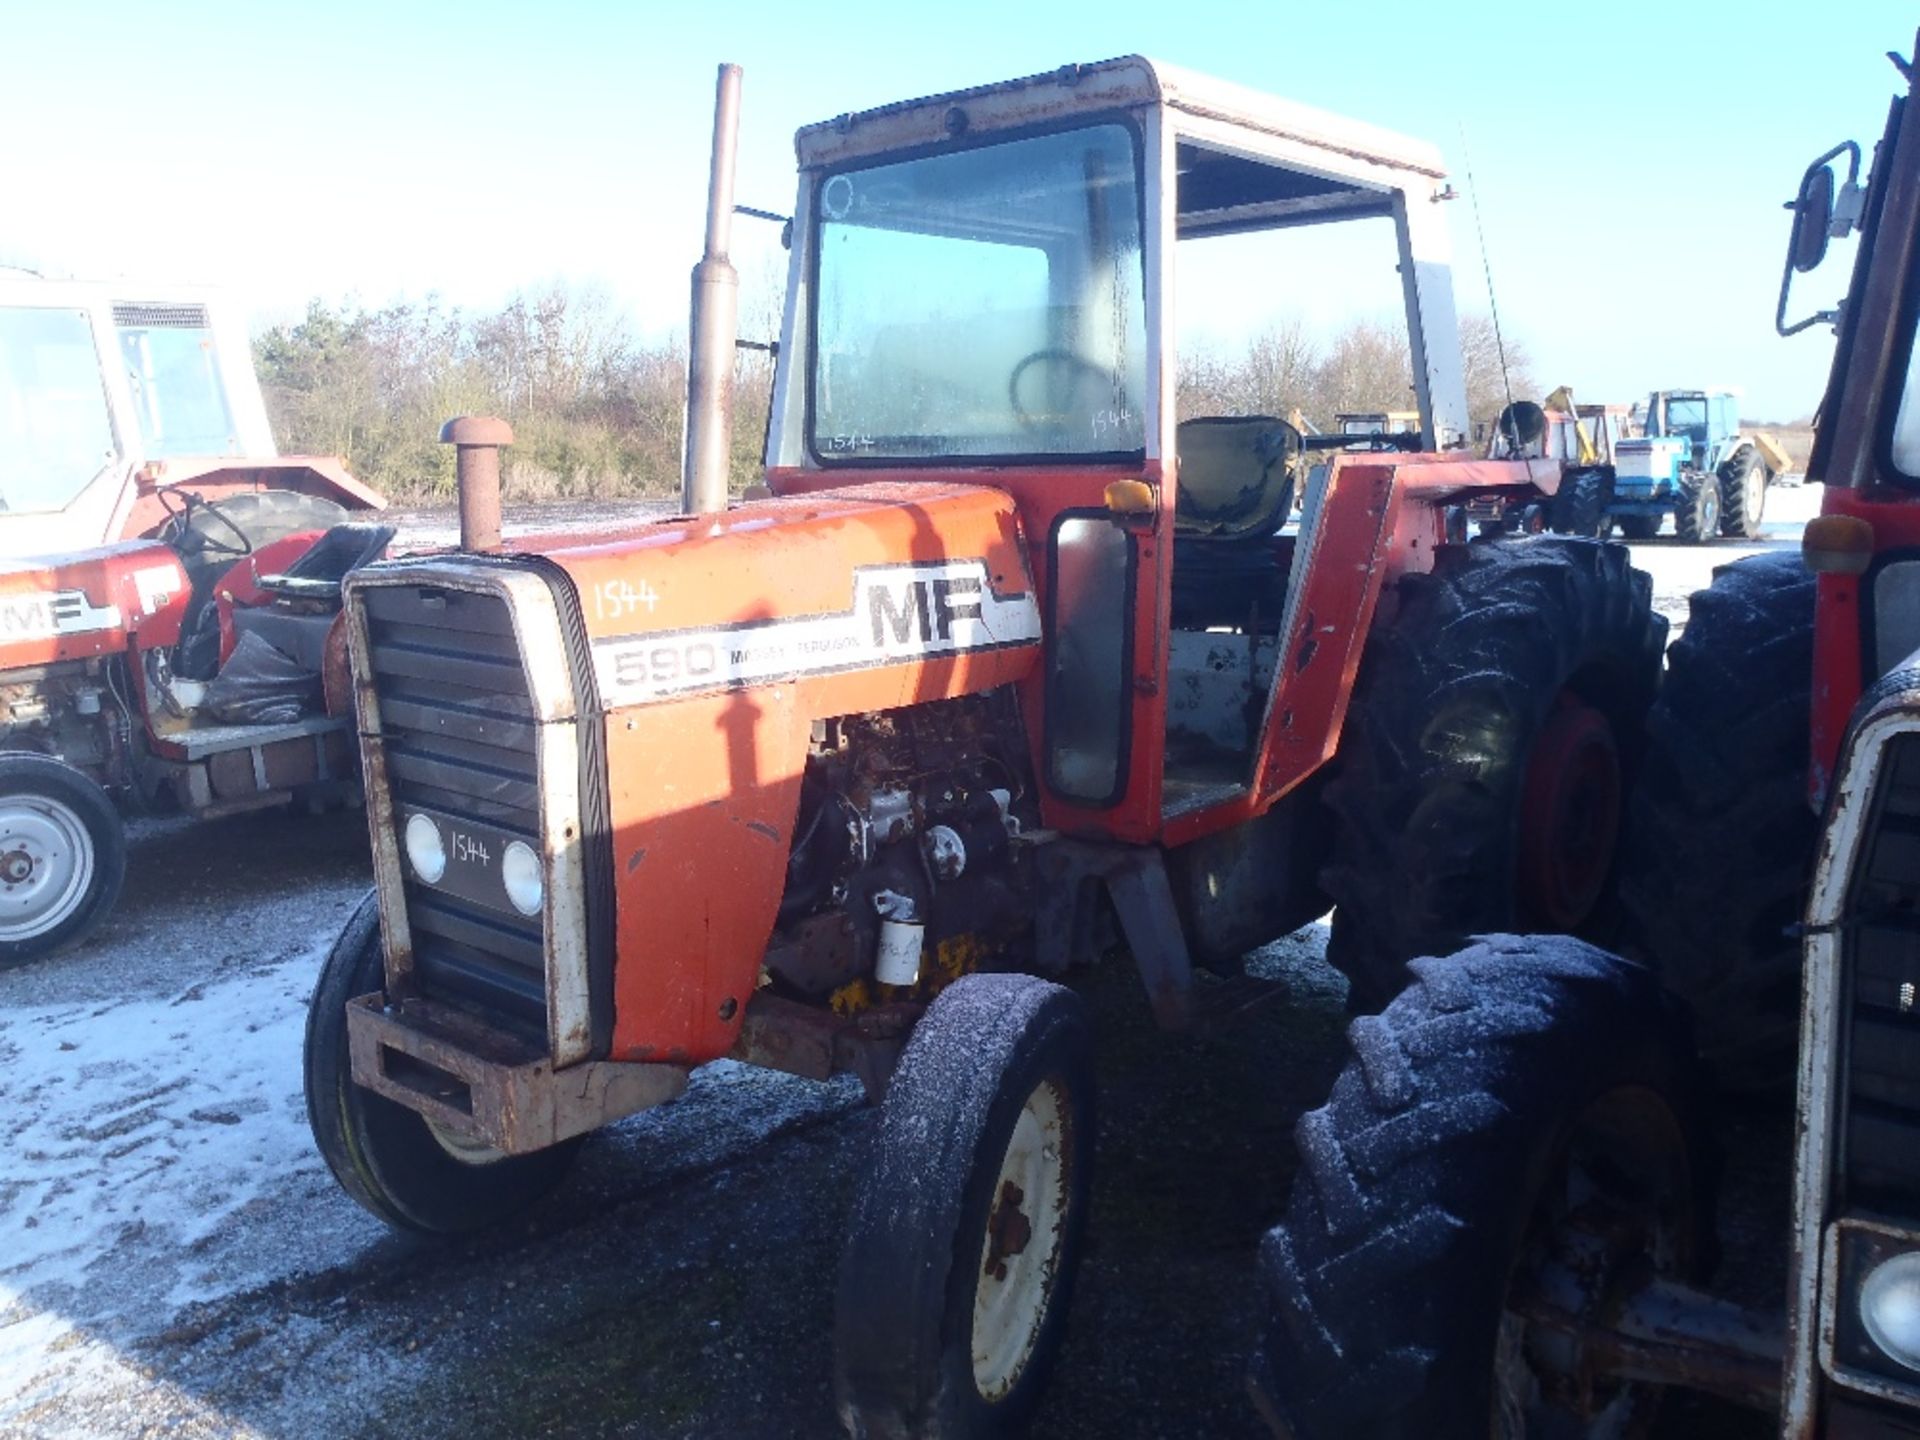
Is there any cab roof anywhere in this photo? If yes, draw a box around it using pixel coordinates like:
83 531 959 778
793 55 1448 181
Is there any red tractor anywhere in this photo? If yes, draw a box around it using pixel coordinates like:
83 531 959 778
0 275 389 963
301 60 1661 1436
1252 36 1920 1440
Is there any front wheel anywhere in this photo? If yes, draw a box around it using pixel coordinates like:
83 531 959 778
1672 472 1722 543
836 973 1094 1439
303 891 583 1234
1251 935 1704 1440
0 753 126 967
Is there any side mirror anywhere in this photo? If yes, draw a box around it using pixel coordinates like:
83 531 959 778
1789 164 1836 273
1777 141 1864 337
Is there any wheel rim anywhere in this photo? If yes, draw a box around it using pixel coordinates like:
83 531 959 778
1493 1085 1693 1439
971 1074 1073 1401
1699 485 1720 534
1745 469 1765 527
425 1116 507 1166
1518 699 1623 930
0 794 96 942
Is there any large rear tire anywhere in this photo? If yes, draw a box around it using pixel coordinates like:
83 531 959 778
303 891 583 1234
1716 447 1768 539
1322 538 1665 1010
1251 935 1703 1440
836 973 1094 1440
1620 551 1816 1088
0 753 125 968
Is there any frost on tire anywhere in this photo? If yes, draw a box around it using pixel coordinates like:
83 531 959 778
1251 934 1702 1440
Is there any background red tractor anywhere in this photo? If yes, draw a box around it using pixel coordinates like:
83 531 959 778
0 273 390 962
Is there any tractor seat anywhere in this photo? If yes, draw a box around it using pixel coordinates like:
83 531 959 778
255 522 396 603
1171 416 1302 629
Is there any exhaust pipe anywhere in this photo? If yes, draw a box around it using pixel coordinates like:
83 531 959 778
682 62 743 517
440 415 512 551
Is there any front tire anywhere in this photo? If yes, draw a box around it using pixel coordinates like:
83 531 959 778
303 891 583 1234
836 973 1094 1440
1672 471 1721 544
1619 551 1816 1088
1615 513 1661 541
1322 538 1666 1009
1251 935 1703 1440
0 753 126 967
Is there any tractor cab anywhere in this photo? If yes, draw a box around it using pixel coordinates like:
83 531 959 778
766 57 1478 841
1641 387 1740 457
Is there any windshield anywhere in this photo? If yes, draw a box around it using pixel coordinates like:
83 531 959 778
0 307 119 515
811 122 1147 462
1659 395 1709 441
117 317 237 457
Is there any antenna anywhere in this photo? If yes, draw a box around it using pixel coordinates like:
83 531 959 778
1458 123 1519 451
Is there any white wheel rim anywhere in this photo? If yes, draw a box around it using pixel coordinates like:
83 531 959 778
0 794 96 941
1746 470 1764 521
425 1116 507 1166
971 1075 1072 1401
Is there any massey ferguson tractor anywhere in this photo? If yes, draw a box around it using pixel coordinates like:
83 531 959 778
0 275 389 963
1252 36 1920 1440
301 59 1665 1436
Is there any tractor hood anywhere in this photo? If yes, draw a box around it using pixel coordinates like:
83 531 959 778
0 539 188 669
520 482 1042 713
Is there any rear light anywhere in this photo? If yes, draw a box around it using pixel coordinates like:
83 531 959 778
1804 514 1875 574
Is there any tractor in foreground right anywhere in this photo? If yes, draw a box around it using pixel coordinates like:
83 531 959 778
1251 34 1920 1440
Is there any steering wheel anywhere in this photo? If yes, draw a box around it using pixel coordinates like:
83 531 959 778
189 499 257 558
1008 348 1122 433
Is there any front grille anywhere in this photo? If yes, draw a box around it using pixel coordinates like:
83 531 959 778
359 582 548 1038
1842 733 1920 1210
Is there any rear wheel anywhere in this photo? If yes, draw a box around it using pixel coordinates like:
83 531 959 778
1717 448 1768 539
1322 538 1665 1010
0 754 125 967
303 891 583 1234
836 973 1094 1439
1620 551 1817 1088
1672 472 1721 544
1251 935 1703 1440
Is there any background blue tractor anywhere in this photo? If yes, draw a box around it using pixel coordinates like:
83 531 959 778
1602 387 1783 541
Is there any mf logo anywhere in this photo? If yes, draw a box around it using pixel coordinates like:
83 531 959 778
0 589 120 639
867 575 983 646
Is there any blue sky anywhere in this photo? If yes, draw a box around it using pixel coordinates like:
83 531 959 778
4 0 1911 420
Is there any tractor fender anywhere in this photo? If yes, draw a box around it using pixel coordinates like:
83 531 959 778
122 457 384 542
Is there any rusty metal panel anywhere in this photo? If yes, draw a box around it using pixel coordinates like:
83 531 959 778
346 994 685 1154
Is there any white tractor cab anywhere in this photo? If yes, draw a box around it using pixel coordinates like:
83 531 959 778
0 274 390 965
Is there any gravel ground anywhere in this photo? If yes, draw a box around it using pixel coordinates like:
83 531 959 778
0 486 1820 1439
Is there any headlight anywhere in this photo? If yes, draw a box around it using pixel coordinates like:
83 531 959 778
404 813 446 884
1860 1251 1920 1370
502 839 543 917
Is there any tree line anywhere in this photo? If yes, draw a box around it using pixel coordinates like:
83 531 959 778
254 285 1529 502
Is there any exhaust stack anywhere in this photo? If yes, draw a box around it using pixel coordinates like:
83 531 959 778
440 415 512 552
682 62 743 517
